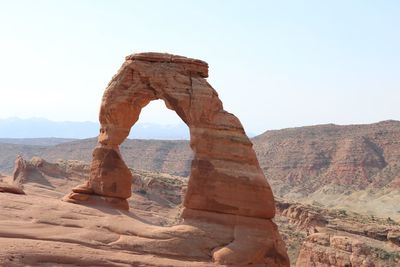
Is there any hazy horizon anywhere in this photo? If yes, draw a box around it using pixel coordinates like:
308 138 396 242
0 116 398 140
1 1 399 134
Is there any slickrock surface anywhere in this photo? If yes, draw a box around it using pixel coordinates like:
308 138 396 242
2 156 400 266
61 52 288 265
0 157 288 266
0 182 24 194
0 192 218 267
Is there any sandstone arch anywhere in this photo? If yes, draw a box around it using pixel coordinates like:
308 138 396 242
67 52 275 217
64 53 289 266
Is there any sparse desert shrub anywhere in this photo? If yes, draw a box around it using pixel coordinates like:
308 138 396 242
138 189 147 195
338 209 347 216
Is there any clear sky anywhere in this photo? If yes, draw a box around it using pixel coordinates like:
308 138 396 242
0 0 399 134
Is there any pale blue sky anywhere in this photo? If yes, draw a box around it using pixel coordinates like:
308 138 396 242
0 0 399 134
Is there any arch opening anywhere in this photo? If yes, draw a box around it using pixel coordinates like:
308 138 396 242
119 98 192 178
127 99 190 140
116 99 191 225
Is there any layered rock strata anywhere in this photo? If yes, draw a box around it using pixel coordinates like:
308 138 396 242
296 233 376 267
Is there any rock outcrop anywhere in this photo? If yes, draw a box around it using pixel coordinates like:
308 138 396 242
275 197 400 265
0 156 26 194
276 199 328 234
63 52 288 266
132 169 187 206
296 233 376 267
12 155 30 185
0 182 24 194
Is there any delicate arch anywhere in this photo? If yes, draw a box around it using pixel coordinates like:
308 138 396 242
67 52 275 219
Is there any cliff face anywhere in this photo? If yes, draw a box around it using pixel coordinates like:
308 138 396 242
275 199 400 266
253 120 400 195
295 233 377 267
250 120 400 222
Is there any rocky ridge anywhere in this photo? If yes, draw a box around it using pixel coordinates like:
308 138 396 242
2 121 400 224
252 120 400 195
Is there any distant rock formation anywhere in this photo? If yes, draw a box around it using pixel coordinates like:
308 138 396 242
63 52 289 266
253 121 400 196
296 233 376 267
276 199 328 234
12 155 30 185
0 156 26 194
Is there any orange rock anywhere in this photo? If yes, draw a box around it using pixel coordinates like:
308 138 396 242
88 146 132 199
12 155 30 186
0 182 25 194
277 200 327 233
0 156 26 195
63 52 288 265
296 233 376 267
63 192 129 210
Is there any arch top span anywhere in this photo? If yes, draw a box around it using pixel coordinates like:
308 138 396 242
126 52 209 78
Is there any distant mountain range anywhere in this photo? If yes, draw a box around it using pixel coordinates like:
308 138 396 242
0 118 190 140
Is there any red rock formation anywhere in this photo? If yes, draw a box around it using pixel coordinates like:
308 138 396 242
0 156 26 195
63 52 288 266
0 182 24 194
276 200 327 234
1 156 92 196
253 121 400 195
296 233 376 267
12 155 30 186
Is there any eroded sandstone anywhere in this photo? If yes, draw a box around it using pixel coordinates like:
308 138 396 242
0 156 26 194
62 52 289 266
296 233 376 267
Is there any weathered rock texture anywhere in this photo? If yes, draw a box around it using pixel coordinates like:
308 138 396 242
3 156 400 266
296 233 377 267
275 197 400 265
253 121 400 195
63 52 288 265
276 199 328 234
0 156 26 194
0 182 24 194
